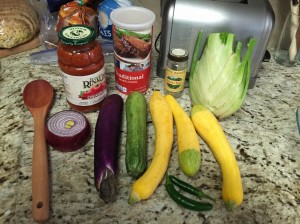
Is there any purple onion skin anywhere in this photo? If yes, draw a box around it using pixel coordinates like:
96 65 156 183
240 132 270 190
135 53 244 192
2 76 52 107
45 111 91 152
94 94 124 203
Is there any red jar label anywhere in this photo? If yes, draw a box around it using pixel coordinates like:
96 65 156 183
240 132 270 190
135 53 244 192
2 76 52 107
61 67 107 106
114 57 151 94
112 25 153 95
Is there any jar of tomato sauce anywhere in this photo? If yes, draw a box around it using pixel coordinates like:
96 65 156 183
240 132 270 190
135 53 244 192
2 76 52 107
57 25 107 112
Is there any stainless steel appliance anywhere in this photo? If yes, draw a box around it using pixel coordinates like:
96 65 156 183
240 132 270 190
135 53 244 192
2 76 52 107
157 0 275 88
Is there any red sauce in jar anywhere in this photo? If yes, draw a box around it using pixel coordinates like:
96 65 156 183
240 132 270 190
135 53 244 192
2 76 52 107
57 25 107 113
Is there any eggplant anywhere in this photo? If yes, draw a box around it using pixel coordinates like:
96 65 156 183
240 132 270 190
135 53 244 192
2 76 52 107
94 94 124 203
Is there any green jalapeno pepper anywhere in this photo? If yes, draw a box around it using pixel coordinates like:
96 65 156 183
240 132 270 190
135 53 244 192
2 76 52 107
165 175 213 211
169 175 215 202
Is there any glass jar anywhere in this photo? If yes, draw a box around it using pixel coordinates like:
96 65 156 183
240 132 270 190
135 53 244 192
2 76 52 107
164 48 189 98
57 25 107 113
274 8 300 67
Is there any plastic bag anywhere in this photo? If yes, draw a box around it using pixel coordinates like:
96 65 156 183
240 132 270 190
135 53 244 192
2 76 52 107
98 0 133 41
32 1 59 47
0 0 40 49
46 0 101 13
56 1 98 32
46 0 73 13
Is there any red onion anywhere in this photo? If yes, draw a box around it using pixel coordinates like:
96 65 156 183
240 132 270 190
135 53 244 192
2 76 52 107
45 110 91 152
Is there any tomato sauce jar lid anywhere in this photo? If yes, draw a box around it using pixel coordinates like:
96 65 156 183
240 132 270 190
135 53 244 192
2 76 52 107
58 25 97 45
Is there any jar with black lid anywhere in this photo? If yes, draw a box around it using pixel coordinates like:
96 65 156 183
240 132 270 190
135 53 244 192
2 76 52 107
164 48 189 98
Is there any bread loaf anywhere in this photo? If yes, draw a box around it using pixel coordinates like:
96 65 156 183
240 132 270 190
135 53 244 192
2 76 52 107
0 0 39 49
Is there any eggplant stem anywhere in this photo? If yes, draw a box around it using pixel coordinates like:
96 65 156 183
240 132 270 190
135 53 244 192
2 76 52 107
99 169 117 203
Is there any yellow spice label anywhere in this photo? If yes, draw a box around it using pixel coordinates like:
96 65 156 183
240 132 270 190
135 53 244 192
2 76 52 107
165 67 186 93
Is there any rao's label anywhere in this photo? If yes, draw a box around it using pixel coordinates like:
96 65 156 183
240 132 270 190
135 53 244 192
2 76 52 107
61 68 107 106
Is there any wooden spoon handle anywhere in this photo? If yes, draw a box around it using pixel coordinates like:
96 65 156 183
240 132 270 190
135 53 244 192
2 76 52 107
32 114 49 223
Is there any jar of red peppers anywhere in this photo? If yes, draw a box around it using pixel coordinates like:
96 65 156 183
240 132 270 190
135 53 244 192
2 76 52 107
57 25 107 113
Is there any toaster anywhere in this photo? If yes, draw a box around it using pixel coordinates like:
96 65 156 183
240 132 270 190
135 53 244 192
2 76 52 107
157 0 275 88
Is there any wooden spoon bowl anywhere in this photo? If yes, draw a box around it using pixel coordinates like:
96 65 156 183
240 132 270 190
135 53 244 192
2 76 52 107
23 79 54 223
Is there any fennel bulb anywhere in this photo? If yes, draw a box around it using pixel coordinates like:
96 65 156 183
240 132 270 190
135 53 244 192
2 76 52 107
189 32 256 120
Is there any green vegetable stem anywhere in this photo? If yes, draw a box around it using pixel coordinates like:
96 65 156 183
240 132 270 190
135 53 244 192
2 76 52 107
168 175 215 202
165 175 213 211
190 32 203 77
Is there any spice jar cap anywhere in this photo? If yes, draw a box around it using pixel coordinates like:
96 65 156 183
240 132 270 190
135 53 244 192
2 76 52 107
58 25 96 45
168 48 189 62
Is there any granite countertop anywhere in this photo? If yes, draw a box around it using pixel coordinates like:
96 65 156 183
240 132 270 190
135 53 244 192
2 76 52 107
0 45 299 224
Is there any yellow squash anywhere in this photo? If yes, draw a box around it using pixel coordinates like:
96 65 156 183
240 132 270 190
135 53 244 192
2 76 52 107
165 95 201 176
128 91 173 204
191 104 243 210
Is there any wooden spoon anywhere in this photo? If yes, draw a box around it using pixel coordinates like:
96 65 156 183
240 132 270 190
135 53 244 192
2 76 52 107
23 79 54 223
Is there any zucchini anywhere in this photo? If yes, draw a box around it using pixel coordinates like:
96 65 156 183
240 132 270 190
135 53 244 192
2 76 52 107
125 92 147 178
128 91 174 204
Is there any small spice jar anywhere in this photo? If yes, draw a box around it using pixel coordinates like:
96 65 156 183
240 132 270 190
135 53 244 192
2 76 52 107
57 25 107 113
164 48 189 98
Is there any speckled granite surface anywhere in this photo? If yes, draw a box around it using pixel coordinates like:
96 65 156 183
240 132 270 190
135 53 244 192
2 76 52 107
0 46 299 224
